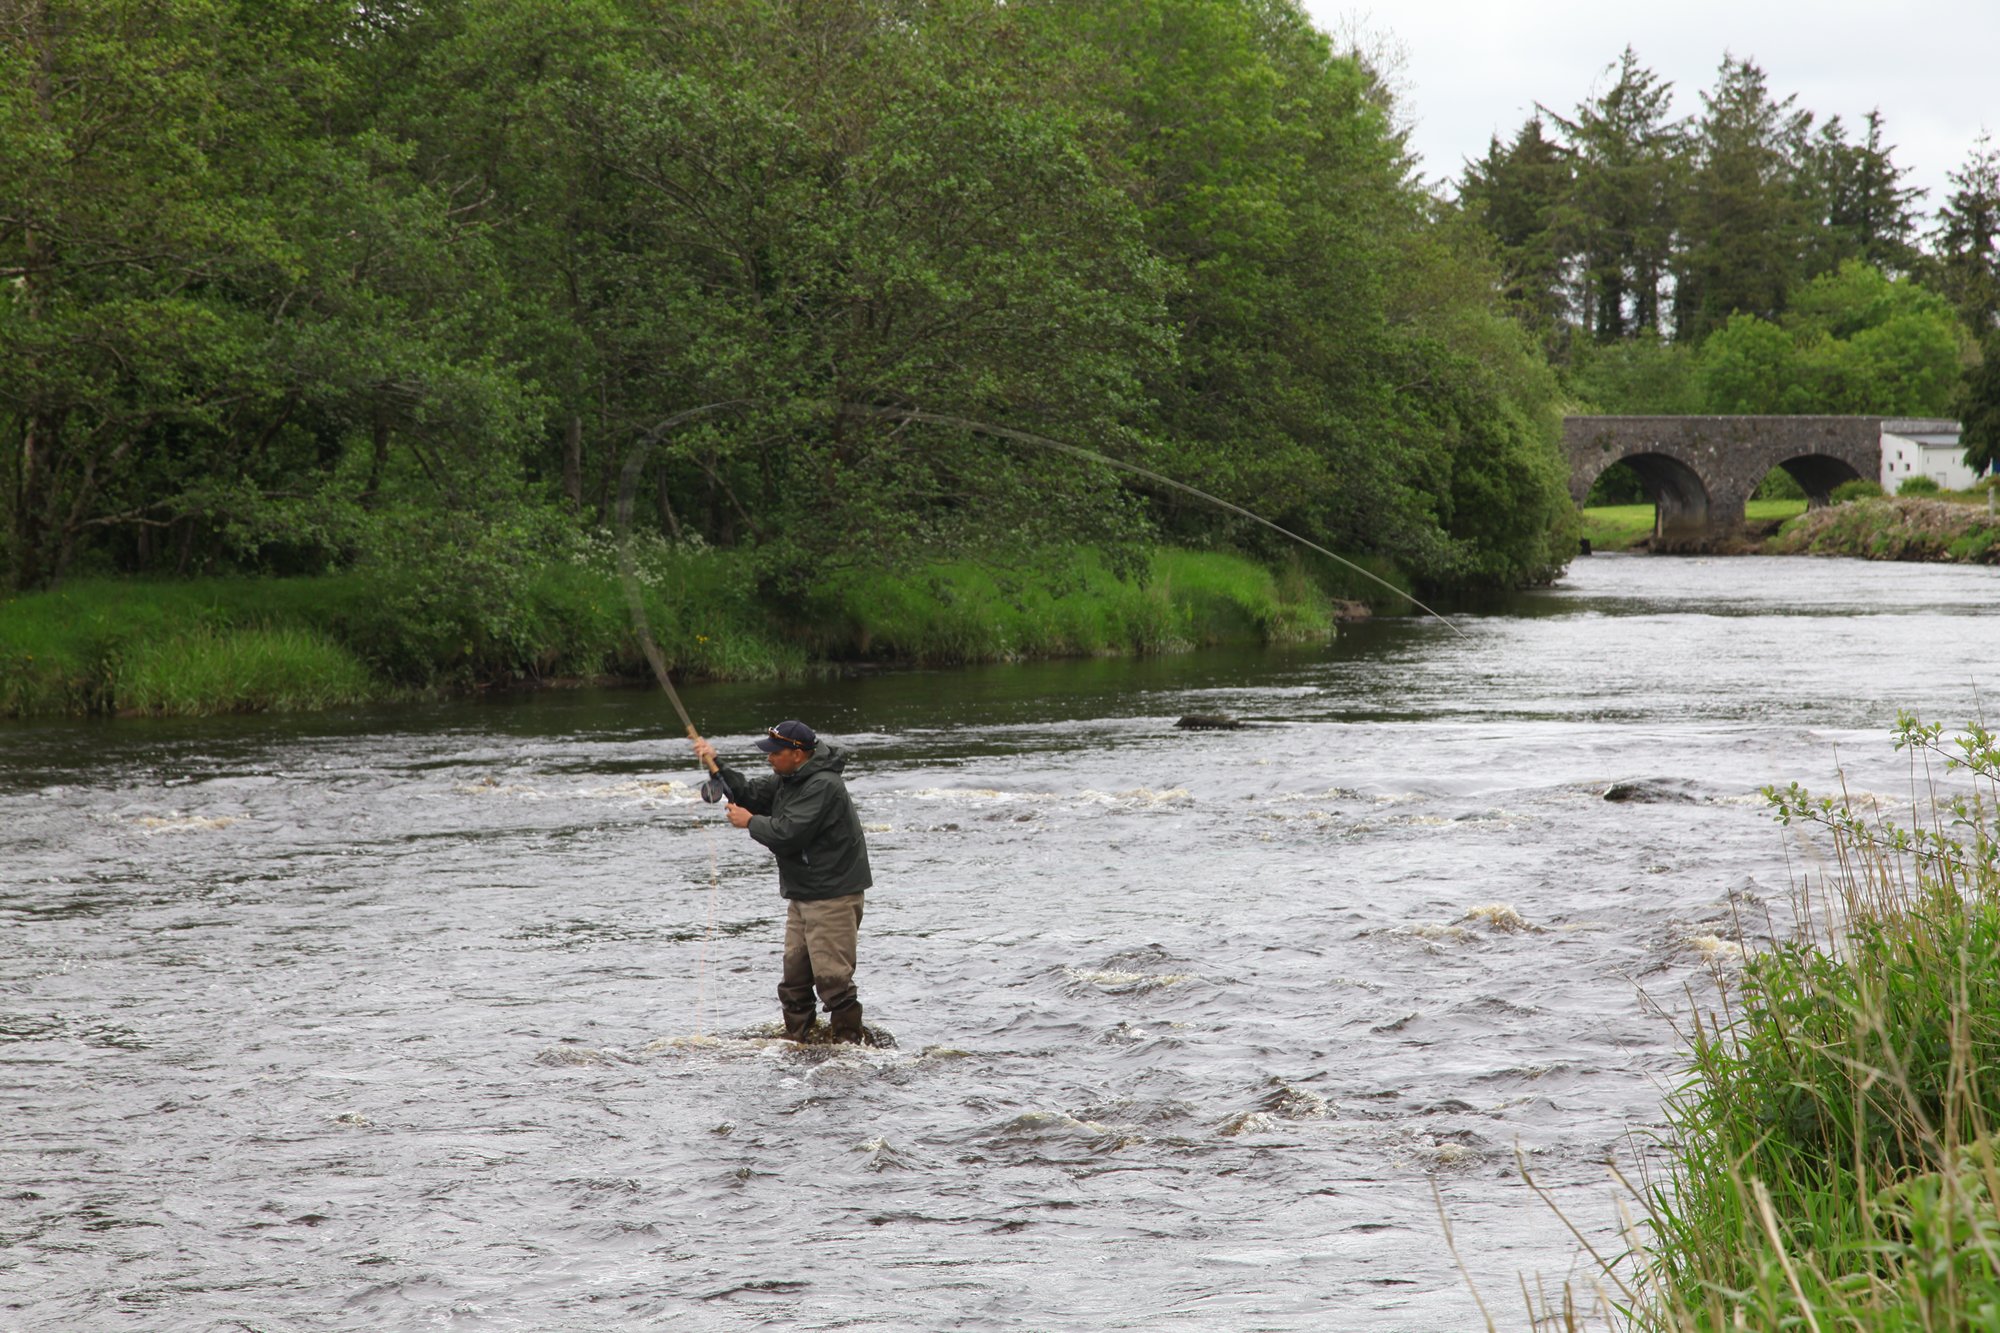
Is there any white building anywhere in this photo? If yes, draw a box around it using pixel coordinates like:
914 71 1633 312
1880 418 1977 491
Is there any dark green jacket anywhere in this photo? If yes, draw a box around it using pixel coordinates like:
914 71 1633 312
717 744 873 900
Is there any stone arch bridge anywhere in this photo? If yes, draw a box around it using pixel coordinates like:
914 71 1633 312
1564 415 1889 549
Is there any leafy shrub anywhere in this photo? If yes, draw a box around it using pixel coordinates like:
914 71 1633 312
1897 474 1942 495
1831 478 1885 503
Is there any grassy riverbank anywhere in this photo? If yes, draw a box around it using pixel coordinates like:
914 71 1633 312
0 545 1352 719
1582 493 2000 561
1616 718 2000 1328
1768 494 2000 562
1580 500 1809 551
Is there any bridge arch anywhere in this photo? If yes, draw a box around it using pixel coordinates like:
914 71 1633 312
1770 453 1866 506
1606 451 1714 546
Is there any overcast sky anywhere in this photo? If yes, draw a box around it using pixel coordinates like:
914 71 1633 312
1301 1 1998 218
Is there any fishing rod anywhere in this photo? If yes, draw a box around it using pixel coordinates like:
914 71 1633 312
611 401 750 791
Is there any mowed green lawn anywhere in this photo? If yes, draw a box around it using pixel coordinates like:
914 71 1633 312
1580 499 1807 550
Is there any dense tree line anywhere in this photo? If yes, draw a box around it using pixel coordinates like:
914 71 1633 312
1458 47 1997 427
0 0 1576 603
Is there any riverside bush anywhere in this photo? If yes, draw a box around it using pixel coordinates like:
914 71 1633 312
1947 525 2000 561
1304 550 1416 610
1832 478 1886 503
1897 474 1943 495
1618 716 2000 1330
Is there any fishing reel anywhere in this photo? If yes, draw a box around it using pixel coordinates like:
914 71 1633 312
698 775 730 804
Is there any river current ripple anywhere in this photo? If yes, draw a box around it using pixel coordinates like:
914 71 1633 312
5 554 2000 1330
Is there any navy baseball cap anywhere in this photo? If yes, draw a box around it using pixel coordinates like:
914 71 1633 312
754 720 818 753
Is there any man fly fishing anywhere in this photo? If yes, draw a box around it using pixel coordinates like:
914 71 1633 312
617 407 1461 1050
692 721 876 1045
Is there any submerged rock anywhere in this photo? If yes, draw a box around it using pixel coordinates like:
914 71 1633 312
1601 778 1702 804
1175 713 1245 730
533 1045 629 1067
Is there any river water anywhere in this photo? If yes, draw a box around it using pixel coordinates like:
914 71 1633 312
5 554 1999 1331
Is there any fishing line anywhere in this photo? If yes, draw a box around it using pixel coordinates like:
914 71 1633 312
615 399 1462 704
838 404 1467 639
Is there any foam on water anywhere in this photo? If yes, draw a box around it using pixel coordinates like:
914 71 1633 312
452 777 544 798
1215 1109 1277 1137
1686 934 1748 962
1461 902 1536 932
575 778 695 802
134 814 239 832
1061 966 1198 992
533 1046 634 1067
1259 1080 1336 1120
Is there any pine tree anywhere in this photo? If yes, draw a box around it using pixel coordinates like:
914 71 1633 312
1931 134 2000 334
1799 110 1922 279
1540 48 1681 343
1960 336 2000 476
1458 115 1574 353
1847 110 1923 274
1673 55 1813 342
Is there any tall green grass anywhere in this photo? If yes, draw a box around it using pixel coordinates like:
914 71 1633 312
1579 503 1658 551
808 547 1332 663
0 559 805 717
113 628 377 715
1553 715 2000 1331
0 542 1340 718
1579 500 1809 553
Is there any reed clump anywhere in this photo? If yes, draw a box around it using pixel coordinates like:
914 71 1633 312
1609 714 2000 1331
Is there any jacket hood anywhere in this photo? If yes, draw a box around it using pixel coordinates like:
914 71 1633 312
791 743 849 780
